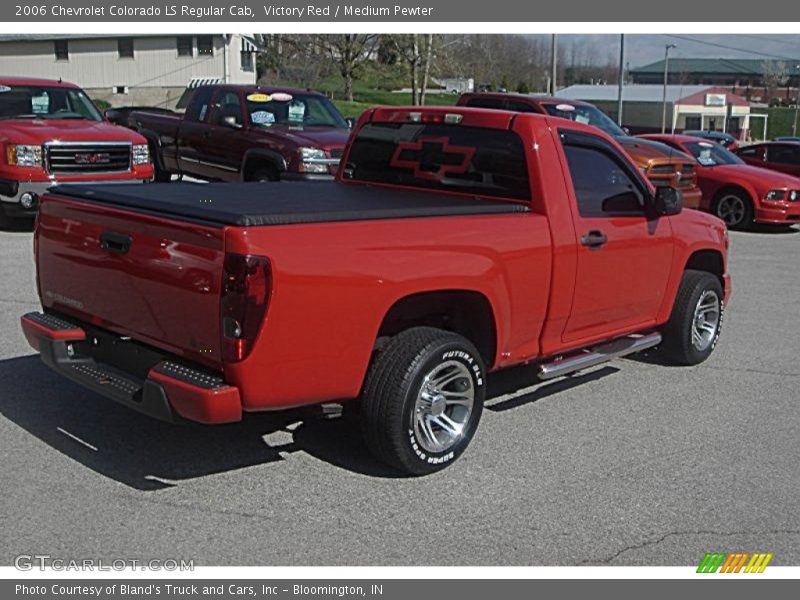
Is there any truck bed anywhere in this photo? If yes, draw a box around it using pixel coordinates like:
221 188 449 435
48 182 530 227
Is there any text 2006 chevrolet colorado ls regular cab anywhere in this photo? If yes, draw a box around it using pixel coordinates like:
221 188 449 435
21 106 731 475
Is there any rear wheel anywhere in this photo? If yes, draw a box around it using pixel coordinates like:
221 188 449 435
714 191 753 230
359 327 486 475
659 269 724 366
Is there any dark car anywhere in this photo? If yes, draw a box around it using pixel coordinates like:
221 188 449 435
735 141 800 177
683 130 739 150
774 136 800 143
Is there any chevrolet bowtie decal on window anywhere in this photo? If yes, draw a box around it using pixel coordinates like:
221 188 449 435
697 552 773 573
389 136 476 182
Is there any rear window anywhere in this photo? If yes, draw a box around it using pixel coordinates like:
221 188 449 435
342 122 531 200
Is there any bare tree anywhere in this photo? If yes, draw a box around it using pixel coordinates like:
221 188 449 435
314 34 379 101
762 60 789 105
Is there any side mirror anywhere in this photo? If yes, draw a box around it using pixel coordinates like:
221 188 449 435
223 115 242 129
345 118 356 129
654 186 683 216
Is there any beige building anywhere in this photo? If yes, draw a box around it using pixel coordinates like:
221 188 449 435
0 34 258 108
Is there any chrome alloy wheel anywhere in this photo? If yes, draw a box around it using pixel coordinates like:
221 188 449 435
691 289 721 352
413 360 475 454
716 195 745 226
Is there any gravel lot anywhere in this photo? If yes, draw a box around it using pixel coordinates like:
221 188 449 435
1 221 798 566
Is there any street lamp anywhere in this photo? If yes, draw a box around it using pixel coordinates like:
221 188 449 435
661 44 677 134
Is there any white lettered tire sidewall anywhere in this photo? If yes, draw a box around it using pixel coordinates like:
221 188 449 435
401 343 485 472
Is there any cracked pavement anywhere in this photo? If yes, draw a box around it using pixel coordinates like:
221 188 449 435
0 224 798 566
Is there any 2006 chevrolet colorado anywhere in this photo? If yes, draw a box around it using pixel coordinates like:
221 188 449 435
21 106 731 475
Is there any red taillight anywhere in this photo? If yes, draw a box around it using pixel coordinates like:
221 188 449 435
220 253 272 363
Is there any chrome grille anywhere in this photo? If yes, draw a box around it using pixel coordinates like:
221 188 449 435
45 142 132 174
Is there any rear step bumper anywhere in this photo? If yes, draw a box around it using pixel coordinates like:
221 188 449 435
20 312 242 424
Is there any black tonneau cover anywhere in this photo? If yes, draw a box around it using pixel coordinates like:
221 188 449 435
49 182 530 227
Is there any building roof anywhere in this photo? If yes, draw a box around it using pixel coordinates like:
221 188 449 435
557 84 749 106
630 58 800 75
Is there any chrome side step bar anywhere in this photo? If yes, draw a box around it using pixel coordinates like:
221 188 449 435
538 332 662 381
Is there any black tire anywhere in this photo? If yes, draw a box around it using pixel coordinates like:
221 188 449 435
659 269 724 366
713 190 753 230
148 142 172 182
359 327 486 476
0 205 10 229
247 165 279 182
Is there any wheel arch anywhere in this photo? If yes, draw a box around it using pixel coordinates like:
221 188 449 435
684 248 725 288
712 183 756 211
241 149 287 181
375 289 499 368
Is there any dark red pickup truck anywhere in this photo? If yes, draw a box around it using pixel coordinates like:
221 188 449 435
22 106 731 475
129 85 350 182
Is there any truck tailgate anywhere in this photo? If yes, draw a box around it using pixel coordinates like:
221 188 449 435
36 193 225 369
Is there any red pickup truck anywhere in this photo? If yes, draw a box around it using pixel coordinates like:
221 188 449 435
21 106 731 475
0 77 153 227
129 85 350 182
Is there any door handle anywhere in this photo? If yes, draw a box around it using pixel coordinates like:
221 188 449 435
580 230 608 249
99 231 132 255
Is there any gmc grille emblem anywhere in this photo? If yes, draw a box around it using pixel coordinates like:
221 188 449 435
74 152 111 164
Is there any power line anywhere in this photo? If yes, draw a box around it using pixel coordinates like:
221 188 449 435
735 34 800 49
664 34 800 63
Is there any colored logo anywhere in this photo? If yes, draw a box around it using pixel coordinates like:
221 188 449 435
74 152 111 164
697 552 773 573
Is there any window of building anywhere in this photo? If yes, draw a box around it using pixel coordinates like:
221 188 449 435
241 50 254 72
177 36 193 57
54 40 69 61
113 86 129 95
684 115 702 130
197 36 214 56
118 38 134 59
562 140 646 217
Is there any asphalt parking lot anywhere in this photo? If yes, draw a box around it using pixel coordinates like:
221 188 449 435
1 221 798 566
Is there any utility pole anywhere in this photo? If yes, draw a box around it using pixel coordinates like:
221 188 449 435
550 34 557 96
617 34 625 126
793 64 800 137
661 43 677 134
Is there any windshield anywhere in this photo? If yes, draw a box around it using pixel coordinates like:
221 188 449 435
0 85 103 121
542 102 626 138
245 92 347 128
685 141 744 166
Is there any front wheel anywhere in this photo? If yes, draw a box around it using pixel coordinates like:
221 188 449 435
659 269 724 365
359 327 486 475
714 191 753 230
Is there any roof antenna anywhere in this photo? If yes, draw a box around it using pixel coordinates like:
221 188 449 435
58 77 62 84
